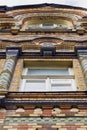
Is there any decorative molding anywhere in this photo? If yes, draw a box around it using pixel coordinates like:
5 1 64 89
3 99 87 105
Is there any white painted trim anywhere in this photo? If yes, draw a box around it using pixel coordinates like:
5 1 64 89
22 68 28 75
69 68 74 75
19 79 26 91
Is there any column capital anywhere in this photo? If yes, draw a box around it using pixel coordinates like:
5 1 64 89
6 47 22 59
75 46 87 53
75 46 87 59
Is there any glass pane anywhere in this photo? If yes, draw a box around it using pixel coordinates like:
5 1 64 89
42 24 54 28
43 51 53 56
28 69 69 76
24 80 45 92
51 79 73 91
51 84 71 91
43 24 53 26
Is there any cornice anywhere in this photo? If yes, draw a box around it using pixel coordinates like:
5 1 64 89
1 91 87 109
6 3 87 11
0 3 86 18
1 98 87 109
6 91 87 98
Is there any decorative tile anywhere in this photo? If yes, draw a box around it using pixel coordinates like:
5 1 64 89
5 117 87 124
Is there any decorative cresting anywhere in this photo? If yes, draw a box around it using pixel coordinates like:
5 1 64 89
76 47 87 83
0 47 21 91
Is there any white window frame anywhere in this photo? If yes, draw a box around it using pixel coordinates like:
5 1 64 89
20 78 76 92
19 67 76 92
20 79 46 92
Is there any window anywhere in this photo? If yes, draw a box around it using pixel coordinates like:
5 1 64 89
40 47 56 56
51 79 75 91
24 79 45 91
19 61 76 92
41 23 55 29
27 68 69 76
40 42 56 56
22 78 75 92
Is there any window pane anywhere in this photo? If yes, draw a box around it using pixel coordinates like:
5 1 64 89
24 80 45 92
51 79 73 91
42 24 54 28
42 23 54 26
51 84 71 91
28 69 69 76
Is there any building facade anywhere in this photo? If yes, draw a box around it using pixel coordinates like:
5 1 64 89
0 3 87 130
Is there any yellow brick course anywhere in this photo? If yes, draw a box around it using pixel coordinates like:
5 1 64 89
0 59 6 73
4 126 13 128
59 128 67 130
0 119 4 123
8 129 17 130
51 125 62 128
77 128 87 130
9 59 23 91
28 128 36 130
32 125 42 128
73 59 86 91
81 126 87 128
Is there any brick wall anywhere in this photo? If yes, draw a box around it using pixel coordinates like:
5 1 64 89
0 107 87 130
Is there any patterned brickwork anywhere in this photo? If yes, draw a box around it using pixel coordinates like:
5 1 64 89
9 59 23 91
5 117 87 124
73 59 86 91
1 108 87 129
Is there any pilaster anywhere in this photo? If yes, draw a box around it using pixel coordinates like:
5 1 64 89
76 47 87 86
0 47 21 93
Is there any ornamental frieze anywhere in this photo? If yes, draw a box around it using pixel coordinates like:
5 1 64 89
5 117 87 124
0 37 87 50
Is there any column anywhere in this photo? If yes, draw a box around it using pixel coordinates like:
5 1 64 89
0 47 21 91
77 49 87 83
